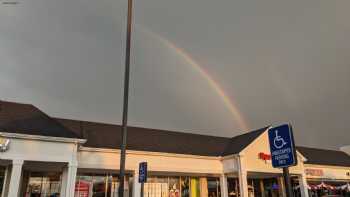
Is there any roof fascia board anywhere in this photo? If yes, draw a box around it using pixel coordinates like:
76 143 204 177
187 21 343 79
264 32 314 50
296 151 307 162
0 131 86 144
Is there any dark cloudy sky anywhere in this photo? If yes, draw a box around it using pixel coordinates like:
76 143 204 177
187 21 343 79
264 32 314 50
1 0 350 150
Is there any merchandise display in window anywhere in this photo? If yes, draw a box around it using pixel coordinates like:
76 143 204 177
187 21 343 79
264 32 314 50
75 173 132 197
144 176 220 197
23 172 61 197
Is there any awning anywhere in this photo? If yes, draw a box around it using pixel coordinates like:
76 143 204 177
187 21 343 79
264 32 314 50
316 182 336 190
294 184 312 190
306 182 350 190
336 183 350 191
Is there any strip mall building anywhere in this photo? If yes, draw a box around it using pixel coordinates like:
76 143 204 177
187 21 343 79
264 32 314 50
0 101 349 197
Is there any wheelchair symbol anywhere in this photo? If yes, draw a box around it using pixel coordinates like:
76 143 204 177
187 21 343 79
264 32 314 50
273 130 287 149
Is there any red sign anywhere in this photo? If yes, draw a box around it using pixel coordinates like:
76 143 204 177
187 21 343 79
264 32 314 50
305 169 324 176
75 181 90 197
258 152 271 161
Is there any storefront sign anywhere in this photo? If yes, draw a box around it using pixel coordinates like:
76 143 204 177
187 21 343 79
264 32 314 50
305 169 324 176
75 181 90 197
139 162 148 183
0 137 10 152
268 124 298 168
258 152 271 161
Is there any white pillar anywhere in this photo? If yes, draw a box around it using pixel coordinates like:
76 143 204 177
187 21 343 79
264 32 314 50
61 164 77 197
220 174 228 197
237 155 248 197
299 174 309 197
60 166 69 197
66 164 78 197
8 159 23 197
133 170 141 197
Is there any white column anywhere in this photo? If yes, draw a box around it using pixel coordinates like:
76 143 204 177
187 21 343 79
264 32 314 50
61 163 77 197
60 166 69 197
133 170 141 197
298 174 309 197
237 155 248 197
8 159 23 197
66 164 78 197
220 174 228 197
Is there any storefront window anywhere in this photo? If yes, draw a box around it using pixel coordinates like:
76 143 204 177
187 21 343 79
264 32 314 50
247 179 262 197
24 172 61 197
0 167 5 196
227 178 239 197
145 176 220 197
207 178 220 197
181 177 190 197
240 178 282 197
75 173 132 197
169 177 180 197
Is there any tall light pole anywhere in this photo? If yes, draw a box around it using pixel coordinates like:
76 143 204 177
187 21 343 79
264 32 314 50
119 0 133 196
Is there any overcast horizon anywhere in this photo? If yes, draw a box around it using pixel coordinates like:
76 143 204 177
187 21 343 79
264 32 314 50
1 0 350 150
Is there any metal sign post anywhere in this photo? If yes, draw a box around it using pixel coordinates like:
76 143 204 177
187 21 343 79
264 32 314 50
141 183 144 197
268 124 297 197
139 162 148 197
283 167 293 197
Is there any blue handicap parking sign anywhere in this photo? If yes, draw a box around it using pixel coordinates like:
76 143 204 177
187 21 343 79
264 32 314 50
268 124 297 168
138 162 148 183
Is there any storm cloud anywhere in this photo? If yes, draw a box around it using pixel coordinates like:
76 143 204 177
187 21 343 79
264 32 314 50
1 0 349 149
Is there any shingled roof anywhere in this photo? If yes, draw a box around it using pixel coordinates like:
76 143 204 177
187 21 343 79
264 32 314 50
0 100 271 156
297 146 350 167
56 118 230 156
0 100 79 139
56 118 270 157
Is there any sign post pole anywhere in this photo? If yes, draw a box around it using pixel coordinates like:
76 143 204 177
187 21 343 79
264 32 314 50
141 182 144 197
268 124 298 197
139 162 148 197
283 167 293 197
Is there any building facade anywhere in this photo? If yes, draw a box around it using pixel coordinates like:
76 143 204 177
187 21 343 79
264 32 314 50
0 100 349 197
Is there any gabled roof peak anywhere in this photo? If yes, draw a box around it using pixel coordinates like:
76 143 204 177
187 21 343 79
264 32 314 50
222 126 270 156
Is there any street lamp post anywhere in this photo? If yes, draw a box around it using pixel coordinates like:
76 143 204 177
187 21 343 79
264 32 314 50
119 0 133 196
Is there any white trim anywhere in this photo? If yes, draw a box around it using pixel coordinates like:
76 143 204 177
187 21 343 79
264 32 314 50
239 127 270 155
297 151 308 162
79 146 221 160
220 154 239 160
304 163 350 170
0 132 86 144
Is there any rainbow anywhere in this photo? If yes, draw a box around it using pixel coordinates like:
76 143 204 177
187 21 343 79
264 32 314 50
137 26 250 131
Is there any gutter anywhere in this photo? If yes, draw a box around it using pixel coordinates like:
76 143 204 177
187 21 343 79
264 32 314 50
0 131 87 144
